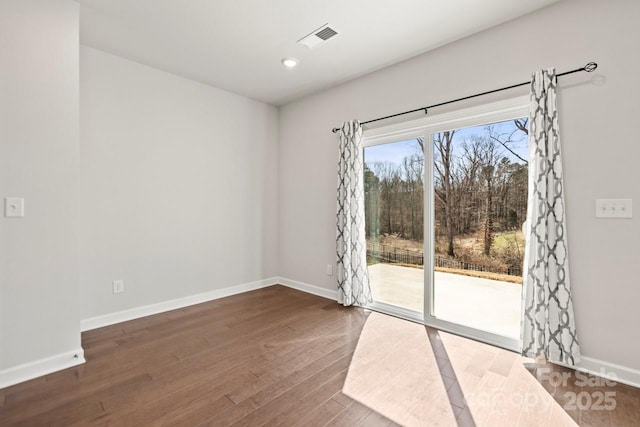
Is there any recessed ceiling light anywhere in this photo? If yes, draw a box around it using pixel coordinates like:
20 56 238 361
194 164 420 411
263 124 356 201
281 57 298 68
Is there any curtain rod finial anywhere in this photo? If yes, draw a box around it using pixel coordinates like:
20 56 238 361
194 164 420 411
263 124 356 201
332 127 339 133
585 62 597 72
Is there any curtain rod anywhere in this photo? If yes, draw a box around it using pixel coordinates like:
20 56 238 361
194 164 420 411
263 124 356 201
331 62 598 133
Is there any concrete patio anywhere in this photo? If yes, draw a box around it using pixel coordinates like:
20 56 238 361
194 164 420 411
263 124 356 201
367 263 522 338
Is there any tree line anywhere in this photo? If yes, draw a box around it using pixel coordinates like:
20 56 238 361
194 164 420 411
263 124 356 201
364 120 528 267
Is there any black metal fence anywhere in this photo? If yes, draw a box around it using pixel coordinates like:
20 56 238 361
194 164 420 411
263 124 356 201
433 255 485 272
367 248 424 266
366 247 522 277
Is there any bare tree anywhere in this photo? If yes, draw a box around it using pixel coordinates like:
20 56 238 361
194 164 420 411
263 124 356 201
403 153 424 240
478 138 501 255
514 118 529 135
364 121 529 275
433 130 456 256
363 163 380 238
373 162 396 235
487 121 529 164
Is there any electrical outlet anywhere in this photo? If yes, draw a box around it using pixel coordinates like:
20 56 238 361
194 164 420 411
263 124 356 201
112 279 124 294
595 199 632 218
326 264 333 276
4 197 24 217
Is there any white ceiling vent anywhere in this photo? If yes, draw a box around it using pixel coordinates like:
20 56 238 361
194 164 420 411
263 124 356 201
297 24 339 48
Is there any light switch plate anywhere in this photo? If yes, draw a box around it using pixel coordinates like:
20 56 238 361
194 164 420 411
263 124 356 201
595 199 632 218
4 197 24 217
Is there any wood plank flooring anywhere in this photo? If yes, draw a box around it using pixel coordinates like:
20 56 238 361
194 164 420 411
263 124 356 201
0 285 638 426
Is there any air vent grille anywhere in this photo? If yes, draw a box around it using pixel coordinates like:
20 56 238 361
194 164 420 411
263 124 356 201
298 24 339 48
315 27 338 41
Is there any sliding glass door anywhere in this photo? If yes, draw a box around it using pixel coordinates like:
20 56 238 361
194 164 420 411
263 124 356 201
425 118 528 350
364 138 425 319
363 99 529 350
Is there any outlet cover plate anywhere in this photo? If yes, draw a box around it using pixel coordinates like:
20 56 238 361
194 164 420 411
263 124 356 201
5 197 24 217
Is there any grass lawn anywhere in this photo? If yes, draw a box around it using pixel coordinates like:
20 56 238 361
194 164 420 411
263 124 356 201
368 231 525 255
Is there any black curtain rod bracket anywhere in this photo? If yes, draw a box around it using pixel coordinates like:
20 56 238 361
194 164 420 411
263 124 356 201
331 61 597 133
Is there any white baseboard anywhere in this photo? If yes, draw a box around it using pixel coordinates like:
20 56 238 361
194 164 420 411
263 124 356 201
81 277 279 331
79 275 640 392
0 348 85 389
274 279 640 389
276 277 338 301
556 356 640 389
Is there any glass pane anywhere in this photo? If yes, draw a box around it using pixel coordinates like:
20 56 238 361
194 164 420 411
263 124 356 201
431 118 528 338
364 138 424 312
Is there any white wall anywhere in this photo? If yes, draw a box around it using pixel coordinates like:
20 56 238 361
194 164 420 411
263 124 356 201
278 0 640 370
0 0 82 371
79 47 279 319
2 0 637 388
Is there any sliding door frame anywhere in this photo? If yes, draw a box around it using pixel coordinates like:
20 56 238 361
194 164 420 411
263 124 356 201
363 96 529 352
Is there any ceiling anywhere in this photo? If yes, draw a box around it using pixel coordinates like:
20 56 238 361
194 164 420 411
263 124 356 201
78 0 560 106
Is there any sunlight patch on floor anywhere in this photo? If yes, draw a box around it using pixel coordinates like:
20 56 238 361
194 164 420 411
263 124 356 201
343 312 456 426
342 312 577 427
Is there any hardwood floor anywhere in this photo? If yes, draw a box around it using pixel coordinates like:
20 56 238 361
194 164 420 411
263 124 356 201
0 285 638 426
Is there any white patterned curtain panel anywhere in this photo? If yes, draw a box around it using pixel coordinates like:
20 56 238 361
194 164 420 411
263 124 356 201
336 121 373 307
521 69 581 365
